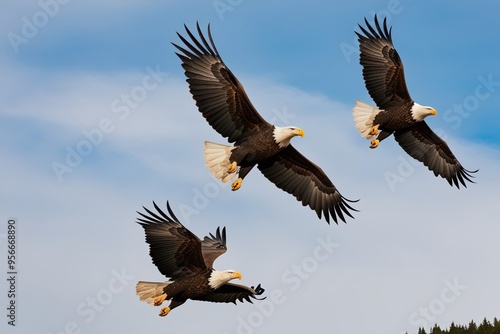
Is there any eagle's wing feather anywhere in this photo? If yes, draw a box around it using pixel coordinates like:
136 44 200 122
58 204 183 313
137 202 208 279
356 15 412 109
201 226 227 268
394 122 477 188
173 23 269 143
257 146 358 224
193 283 266 304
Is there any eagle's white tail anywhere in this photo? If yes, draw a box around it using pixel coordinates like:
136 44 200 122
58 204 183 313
352 100 382 139
136 281 171 305
204 141 237 182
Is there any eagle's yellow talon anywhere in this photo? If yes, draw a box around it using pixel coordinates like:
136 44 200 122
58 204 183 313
231 178 242 191
154 294 167 306
159 307 170 317
370 139 380 149
368 124 380 136
227 161 237 174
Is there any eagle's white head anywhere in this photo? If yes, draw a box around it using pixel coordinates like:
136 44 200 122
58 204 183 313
208 270 242 289
273 126 305 148
411 102 437 121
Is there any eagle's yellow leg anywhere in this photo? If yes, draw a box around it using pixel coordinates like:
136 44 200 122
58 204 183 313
153 294 167 306
370 139 380 149
227 161 237 174
368 124 380 136
159 307 170 317
231 178 243 191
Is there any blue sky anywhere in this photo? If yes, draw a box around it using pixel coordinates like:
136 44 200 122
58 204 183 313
1 1 500 334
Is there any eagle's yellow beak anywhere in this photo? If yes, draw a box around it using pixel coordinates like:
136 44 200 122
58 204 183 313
235 271 242 280
431 109 437 116
296 128 305 137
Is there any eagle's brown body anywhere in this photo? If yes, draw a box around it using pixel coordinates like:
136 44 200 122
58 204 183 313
231 126 276 163
163 272 213 300
228 126 283 179
373 101 416 130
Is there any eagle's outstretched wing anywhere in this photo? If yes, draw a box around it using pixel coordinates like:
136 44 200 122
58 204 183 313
193 283 266 304
173 23 270 144
137 201 207 279
201 226 227 268
356 15 412 110
394 122 477 188
257 145 358 224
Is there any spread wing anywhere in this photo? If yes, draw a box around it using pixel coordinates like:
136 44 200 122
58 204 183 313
356 15 412 109
137 201 207 279
201 226 227 268
173 23 270 143
257 145 358 224
394 122 477 188
193 283 266 304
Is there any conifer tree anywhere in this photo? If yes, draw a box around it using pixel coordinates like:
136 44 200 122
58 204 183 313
449 321 460 334
469 320 479 334
493 318 500 334
431 324 444 334
477 318 493 334
418 327 428 334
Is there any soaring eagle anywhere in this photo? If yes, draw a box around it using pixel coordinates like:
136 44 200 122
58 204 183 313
136 201 265 316
353 16 476 188
173 23 357 224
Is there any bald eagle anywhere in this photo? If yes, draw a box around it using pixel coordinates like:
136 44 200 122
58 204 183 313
136 201 265 316
173 23 357 224
353 16 476 188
